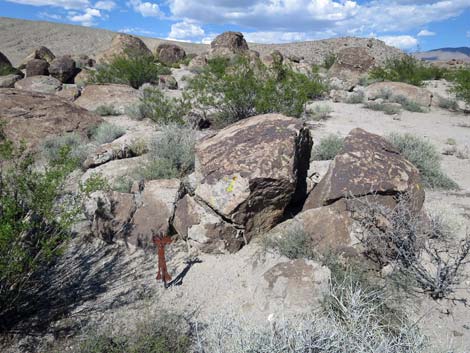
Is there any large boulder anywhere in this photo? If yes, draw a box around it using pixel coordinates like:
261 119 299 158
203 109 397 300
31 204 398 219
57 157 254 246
173 194 243 253
25 59 49 77
49 55 77 83
329 47 375 86
74 84 140 114
156 43 186 65
0 88 102 149
96 34 152 63
192 113 312 242
365 81 434 107
303 128 425 212
19 46 55 69
14 75 62 94
211 32 249 53
0 52 23 77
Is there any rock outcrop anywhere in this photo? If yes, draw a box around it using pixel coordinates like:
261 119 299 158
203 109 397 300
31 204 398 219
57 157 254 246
365 81 434 107
304 128 425 212
18 46 55 69
49 55 77 83
14 75 62 94
25 59 49 77
156 43 186 65
0 74 22 88
211 32 249 53
96 34 152 63
74 84 140 113
0 88 102 149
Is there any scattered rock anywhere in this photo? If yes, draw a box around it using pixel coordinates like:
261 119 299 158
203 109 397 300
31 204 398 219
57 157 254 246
49 55 77 83
158 75 178 90
193 113 312 242
14 75 62 94
365 81 434 107
25 59 49 77
19 46 55 69
261 50 283 67
75 84 140 114
211 31 249 53
55 84 81 102
155 43 186 65
173 194 243 253
0 74 22 88
303 128 425 212
0 88 102 149
96 34 152 64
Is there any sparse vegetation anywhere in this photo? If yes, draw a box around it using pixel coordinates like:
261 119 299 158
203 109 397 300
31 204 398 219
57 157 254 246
128 86 190 124
311 134 344 160
306 103 333 121
263 224 315 260
89 53 171 89
389 95 427 113
90 122 126 145
438 97 459 111
387 133 458 189
370 55 448 86
346 91 365 104
364 102 401 115
323 52 337 70
137 124 195 180
41 132 90 167
94 104 120 116
186 56 326 125
449 68 470 108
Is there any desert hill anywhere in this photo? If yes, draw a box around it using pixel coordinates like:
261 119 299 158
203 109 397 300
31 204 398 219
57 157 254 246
0 17 402 66
415 46 470 62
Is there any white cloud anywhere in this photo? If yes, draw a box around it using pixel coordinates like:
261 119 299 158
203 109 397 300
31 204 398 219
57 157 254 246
169 20 205 39
6 0 89 9
118 27 157 36
94 0 115 10
128 0 163 17
167 0 470 42
38 11 63 20
378 35 419 49
417 29 436 37
244 31 309 44
68 7 101 26
467 31 470 38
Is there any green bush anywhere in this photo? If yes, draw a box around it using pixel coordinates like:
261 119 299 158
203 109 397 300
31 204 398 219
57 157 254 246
306 104 333 121
89 54 171 89
263 225 315 260
438 97 459 111
323 52 337 70
90 122 126 145
41 133 90 167
370 55 447 86
311 134 344 160
137 124 195 180
94 104 120 116
364 102 401 115
389 95 426 113
387 133 458 189
186 56 326 125
449 68 470 107
128 87 190 124
0 137 79 321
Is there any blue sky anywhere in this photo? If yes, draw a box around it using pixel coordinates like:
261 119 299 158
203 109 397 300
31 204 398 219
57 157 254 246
1 0 470 51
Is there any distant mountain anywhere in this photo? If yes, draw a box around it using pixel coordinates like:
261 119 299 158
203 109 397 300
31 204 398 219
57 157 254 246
415 47 470 62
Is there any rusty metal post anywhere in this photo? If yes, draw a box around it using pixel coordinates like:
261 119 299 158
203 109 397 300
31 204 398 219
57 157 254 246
153 234 172 285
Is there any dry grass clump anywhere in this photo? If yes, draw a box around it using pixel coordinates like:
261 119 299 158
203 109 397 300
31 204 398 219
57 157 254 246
90 122 126 145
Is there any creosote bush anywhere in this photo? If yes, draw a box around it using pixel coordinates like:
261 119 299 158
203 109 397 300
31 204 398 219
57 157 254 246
89 53 171 89
128 86 190 124
311 134 344 160
186 56 326 125
387 133 458 189
323 52 337 70
370 55 447 86
90 122 126 145
137 124 195 180
449 68 470 108
41 132 90 167
94 104 120 116
364 102 401 115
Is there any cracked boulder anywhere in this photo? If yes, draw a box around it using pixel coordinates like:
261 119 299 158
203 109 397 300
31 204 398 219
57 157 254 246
303 128 425 213
192 113 313 244
173 194 243 254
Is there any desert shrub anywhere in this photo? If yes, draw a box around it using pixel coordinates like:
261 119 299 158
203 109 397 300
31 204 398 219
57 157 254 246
128 87 190 125
370 55 447 86
186 56 326 125
323 52 337 70
387 133 458 189
306 104 333 121
90 122 125 145
79 173 111 196
438 97 459 111
365 102 401 115
263 224 315 260
73 313 190 353
137 124 195 180
89 54 171 89
311 134 344 161
389 95 427 113
449 68 470 108
0 138 79 323
94 104 120 116
41 132 90 167
346 91 365 104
